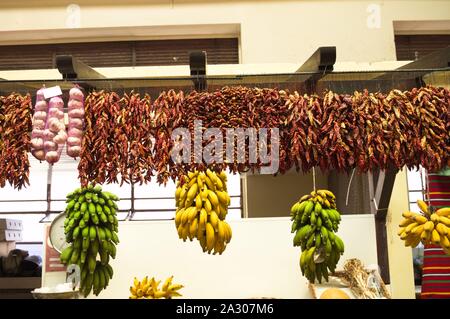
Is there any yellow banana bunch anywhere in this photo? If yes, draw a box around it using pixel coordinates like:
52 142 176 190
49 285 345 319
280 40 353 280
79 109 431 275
291 189 344 284
175 169 232 254
398 200 450 254
129 276 184 299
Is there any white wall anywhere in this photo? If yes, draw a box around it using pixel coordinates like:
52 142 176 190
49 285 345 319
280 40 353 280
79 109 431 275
0 1 449 64
43 215 377 299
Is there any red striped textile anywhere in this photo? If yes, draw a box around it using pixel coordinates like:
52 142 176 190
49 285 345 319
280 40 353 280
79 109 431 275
421 172 450 299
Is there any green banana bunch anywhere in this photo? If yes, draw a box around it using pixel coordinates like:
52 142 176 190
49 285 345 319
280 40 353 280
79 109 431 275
174 169 232 255
290 189 345 283
60 184 119 297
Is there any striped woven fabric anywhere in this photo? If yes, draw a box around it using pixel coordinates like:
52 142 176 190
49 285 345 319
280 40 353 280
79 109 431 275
421 173 450 299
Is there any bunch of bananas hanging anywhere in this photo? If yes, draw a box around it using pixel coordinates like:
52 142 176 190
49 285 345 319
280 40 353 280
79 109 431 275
398 199 450 254
129 276 183 299
290 189 345 283
175 169 232 254
59 184 120 297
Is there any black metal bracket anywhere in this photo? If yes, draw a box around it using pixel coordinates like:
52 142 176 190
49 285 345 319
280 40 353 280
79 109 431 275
55 55 105 91
296 46 336 94
376 46 450 88
367 168 398 284
189 51 207 91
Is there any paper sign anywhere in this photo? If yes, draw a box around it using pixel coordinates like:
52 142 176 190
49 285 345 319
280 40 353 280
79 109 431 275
42 86 63 99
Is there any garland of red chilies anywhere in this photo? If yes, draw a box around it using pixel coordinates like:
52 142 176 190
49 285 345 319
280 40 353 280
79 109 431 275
0 93 32 189
0 86 449 189
78 85 450 186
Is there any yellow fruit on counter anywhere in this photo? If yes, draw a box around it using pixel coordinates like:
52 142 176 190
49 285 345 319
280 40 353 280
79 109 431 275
320 288 351 299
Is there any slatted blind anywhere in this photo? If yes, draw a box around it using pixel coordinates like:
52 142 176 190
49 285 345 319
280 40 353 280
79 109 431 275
395 34 450 61
0 38 239 70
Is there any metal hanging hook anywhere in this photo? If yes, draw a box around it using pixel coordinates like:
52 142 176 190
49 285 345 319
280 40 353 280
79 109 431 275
346 168 356 206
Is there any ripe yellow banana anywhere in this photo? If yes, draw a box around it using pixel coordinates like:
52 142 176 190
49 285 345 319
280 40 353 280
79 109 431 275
133 277 140 289
216 191 229 206
217 221 226 243
180 209 189 225
404 235 418 247
417 200 429 215
187 206 199 223
413 214 428 224
154 291 167 299
188 171 198 180
207 190 220 208
179 185 188 204
206 223 215 252
440 234 450 249
167 284 184 292
204 199 212 213
185 184 198 207
402 211 414 218
424 220 435 232
206 169 218 184
436 207 450 217
399 218 414 227
412 225 424 236
162 276 174 292
420 230 431 244
214 239 226 255
209 211 219 230
189 218 199 238
175 187 182 203
436 223 448 236
219 171 227 182
181 225 189 241
405 222 418 234
432 229 441 245
195 194 202 211
215 177 224 191
200 187 209 201
177 225 183 239
175 208 183 227
218 204 227 220
223 221 232 243
204 175 215 191
439 216 450 227
431 213 440 223
197 175 204 189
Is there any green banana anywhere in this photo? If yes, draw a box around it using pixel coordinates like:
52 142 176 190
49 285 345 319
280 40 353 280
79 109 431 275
59 246 73 263
70 247 80 264
90 239 99 256
315 232 322 247
306 233 315 249
88 254 96 274
310 212 316 225
304 201 315 216
89 226 97 241
314 202 322 215
83 274 93 297
320 226 329 241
